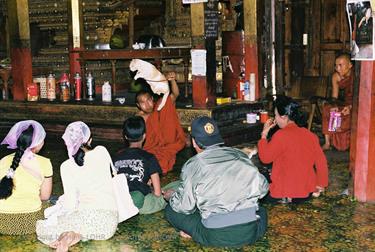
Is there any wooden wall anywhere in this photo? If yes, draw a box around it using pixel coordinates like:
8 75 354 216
280 0 350 99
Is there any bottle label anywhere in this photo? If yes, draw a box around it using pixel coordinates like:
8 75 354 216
60 84 70 102
47 76 56 101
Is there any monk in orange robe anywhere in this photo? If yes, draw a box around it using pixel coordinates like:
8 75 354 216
322 54 354 151
136 72 186 174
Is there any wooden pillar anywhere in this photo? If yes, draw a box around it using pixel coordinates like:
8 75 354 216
67 0 84 86
7 0 32 101
274 0 285 94
204 0 218 106
191 3 208 108
128 2 135 47
243 0 259 99
352 61 375 202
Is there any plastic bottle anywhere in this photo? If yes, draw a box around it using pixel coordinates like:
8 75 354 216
102 81 112 103
86 72 95 101
249 73 256 102
59 73 70 102
47 73 56 101
236 78 244 100
73 72 82 101
244 80 250 101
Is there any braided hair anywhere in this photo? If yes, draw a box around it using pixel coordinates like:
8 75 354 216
0 125 34 200
274 95 307 127
72 140 92 167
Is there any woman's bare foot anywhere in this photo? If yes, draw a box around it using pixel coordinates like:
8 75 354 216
322 143 331 150
55 231 82 252
312 186 325 198
179 230 192 239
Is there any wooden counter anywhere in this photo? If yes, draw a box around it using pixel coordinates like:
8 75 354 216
76 47 191 97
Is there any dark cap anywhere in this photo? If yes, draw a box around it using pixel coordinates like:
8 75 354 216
191 116 224 147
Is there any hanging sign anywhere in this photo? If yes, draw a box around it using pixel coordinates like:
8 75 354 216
204 0 219 39
347 0 375 60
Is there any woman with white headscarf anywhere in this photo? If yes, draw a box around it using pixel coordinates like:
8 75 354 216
36 121 118 252
0 120 53 235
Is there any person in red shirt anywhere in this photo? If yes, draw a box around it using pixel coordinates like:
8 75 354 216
258 95 328 204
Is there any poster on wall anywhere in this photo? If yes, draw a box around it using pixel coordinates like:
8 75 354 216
191 49 207 76
347 0 375 60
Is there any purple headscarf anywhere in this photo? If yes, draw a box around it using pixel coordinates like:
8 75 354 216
62 121 91 159
1 120 46 161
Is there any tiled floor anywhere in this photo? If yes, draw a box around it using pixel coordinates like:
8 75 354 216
0 136 374 251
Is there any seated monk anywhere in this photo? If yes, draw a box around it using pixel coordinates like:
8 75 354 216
136 72 186 174
322 54 354 151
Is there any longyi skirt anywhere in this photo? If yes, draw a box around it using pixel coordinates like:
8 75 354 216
36 209 118 245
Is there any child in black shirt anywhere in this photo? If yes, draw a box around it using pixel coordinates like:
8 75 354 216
112 116 166 214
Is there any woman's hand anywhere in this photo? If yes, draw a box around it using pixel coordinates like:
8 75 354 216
261 118 276 139
341 105 351 116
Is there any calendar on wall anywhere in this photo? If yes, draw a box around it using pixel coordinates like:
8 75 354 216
347 0 375 60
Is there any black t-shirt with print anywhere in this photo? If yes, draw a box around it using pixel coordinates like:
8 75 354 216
113 148 162 195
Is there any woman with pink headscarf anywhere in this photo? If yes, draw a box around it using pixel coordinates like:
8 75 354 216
0 120 53 235
36 121 118 252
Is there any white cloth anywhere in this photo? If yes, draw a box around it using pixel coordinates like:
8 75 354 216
62 121 91 159
112 172 139 222
129 59 170 111
36 146 123 244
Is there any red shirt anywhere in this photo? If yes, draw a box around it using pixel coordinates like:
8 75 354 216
258 123 328 198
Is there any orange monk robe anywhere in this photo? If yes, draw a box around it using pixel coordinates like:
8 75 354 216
143 96 186 174
322 74 353 151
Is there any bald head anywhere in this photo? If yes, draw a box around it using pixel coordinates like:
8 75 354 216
335 54 352 78
336 54 351 64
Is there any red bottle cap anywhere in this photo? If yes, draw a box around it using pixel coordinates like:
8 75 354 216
59 73 69 83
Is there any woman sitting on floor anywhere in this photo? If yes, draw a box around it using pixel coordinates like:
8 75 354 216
36 121 118 252
258 95 329 204
0 120 52 235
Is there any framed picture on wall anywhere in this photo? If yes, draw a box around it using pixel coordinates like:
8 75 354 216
347 0 375 60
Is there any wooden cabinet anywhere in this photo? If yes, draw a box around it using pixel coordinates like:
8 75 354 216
222 31 245 97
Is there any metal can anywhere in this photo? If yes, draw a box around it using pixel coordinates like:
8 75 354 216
46 73 56 101
59 73 70 102
27 82 39 101
60 83 70 102
33 76 47 99
74 72 82 101
86 72 95 101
